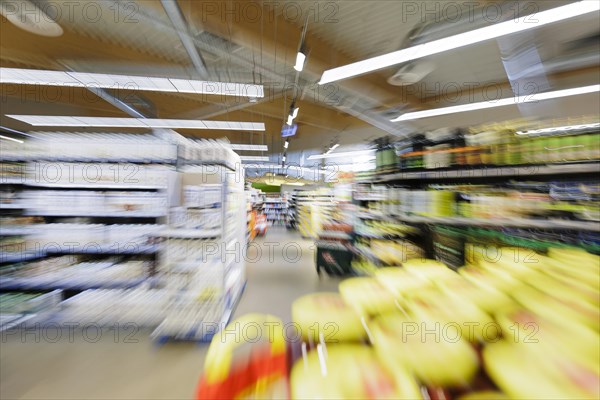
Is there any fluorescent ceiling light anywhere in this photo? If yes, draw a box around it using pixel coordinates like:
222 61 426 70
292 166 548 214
294 52 306 72
6 115 265 131
308 149 376 160
292 107 299 119
334 162 376 172
325 143 340 154
516 122 600 135
0 68 265 97
243 163 279 169
319 1 600 84
230 144 268 151
391 85 600 122
283 140 289 149
244 164 327 174
0 134 23 143
240 156 270 161
336 155 376 164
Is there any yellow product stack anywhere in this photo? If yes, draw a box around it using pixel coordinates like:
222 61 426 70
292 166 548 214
297 204 314 238
285 248 600 400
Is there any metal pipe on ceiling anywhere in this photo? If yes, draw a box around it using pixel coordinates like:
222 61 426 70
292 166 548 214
57 61 185 143
160 0 209 80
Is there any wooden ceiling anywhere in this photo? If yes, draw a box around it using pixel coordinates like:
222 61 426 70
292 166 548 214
1 0 598 151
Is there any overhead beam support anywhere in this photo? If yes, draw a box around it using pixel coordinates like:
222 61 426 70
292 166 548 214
160 0 209 80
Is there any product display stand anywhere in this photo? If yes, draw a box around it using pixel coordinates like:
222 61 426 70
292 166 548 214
263 195 288 227
293 189 335 238
285 194 296 229
315 200 354 276
0 136 247 339
1 133 178 297
149 143 247 342
353 154 600 269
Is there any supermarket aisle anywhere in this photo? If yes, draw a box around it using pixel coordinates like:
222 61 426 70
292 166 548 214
234 227 341 323
0 227 338 400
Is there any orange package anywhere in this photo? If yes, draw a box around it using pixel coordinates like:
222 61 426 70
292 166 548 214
196 314 288 399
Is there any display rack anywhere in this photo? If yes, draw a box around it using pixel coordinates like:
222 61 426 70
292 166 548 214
0 135 247 342
263 195 288 226
245 188 263 241
351 151 600 270
148 160 246 342
285 194 297 229
294 190 335 238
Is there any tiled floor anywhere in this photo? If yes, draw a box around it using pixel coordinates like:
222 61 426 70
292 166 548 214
0 228 341 400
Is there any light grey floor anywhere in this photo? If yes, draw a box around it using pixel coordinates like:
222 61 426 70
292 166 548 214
0 227 341 400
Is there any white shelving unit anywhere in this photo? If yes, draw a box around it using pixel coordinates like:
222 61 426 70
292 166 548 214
262 196 288 226
149 160 247 342
1 136 247 342
292 190 335 238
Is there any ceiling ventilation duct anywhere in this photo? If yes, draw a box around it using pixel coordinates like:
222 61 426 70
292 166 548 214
386 2 503 86
387 61 436 86
0 0 63 37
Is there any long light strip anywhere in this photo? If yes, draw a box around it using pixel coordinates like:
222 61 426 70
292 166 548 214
240 156 270 161
319 1 600 84
391 85 600 122
243 164 327 174
0 134 23 143
516 122 600 135
308 149 376 160
6 115 265 131
325 143 339 154
230 144 269 151
0 68 265 98
294 52 306 72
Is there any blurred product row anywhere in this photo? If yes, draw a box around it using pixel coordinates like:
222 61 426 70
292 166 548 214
370 121 600 177
356 181 599 220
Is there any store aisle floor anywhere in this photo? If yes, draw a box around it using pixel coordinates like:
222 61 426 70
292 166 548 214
0 227 340 400
234 227 341 323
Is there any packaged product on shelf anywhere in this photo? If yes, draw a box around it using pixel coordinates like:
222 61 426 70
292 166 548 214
291 293 365 342
424 143 452 169
185 209 222 230
432 225 466 269
338 277 398 317
374 267 432 298
370 239 424 265
184 184 222 208
483 336 599 400
370 313 480 387
196 314 288 400
290 344 422 400
0 187 21 205
0 162 26 181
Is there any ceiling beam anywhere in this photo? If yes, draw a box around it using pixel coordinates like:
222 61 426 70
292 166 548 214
160 0 209 79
